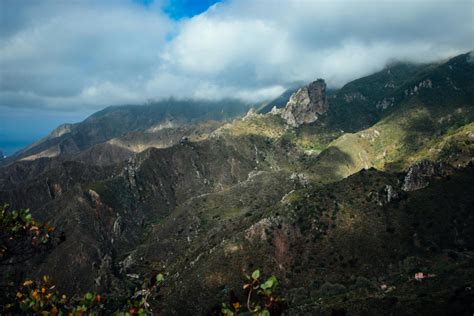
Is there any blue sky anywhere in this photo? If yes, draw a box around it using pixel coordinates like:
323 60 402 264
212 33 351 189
160 0 220 19
0 0 472 156
134 0 220 19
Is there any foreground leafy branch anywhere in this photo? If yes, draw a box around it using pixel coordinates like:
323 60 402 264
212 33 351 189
10 275 100 315
222 269 284 316
3 273 165 315
0 204 57 264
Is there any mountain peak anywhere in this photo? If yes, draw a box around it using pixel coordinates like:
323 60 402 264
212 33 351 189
281 78 328 127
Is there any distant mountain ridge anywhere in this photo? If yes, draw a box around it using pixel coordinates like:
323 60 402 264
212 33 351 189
0 98 250 166
5 53 472 167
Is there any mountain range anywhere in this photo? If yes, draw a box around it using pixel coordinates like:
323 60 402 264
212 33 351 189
1 52 473 315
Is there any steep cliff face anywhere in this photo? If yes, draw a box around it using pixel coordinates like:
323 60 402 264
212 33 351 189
281 79 328 127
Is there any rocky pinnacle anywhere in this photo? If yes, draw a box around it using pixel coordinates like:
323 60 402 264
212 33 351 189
281 79 328 127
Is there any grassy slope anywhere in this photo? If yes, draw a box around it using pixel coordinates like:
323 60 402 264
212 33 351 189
301 52 474 181
221 99 474 183
107 121 223 153
318 101 474 178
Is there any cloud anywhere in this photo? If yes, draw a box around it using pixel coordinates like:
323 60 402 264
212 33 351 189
161 0 472 89
0 0 472 113
1 0 173 110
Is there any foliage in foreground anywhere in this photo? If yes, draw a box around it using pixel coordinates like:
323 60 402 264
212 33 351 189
221 269 284 316
3 273 164 315
0 204 56 264
4 268 285 315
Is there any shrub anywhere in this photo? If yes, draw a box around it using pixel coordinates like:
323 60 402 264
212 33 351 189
319 282 347 297
350 276 375 290
0 204 57 264
3 273 165 315
221 269 284 316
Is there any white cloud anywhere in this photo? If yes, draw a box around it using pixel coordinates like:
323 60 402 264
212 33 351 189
0 0 472 112
0 0 173 108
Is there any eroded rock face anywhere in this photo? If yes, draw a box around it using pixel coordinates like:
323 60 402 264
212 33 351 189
385 184 398 203
242 108 257 121
402 160 454 191
269 106 282 115
281 79 328 127
50 123 73 138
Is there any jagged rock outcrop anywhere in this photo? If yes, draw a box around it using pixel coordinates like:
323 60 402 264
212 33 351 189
50 123 73 138
289 172 311 188
384 184 398 203
281 79 328 127
404 79 433 96
402 160 454 191
376 97 395 110
269 106 282 115
242 108 257 121
367 183 399 206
